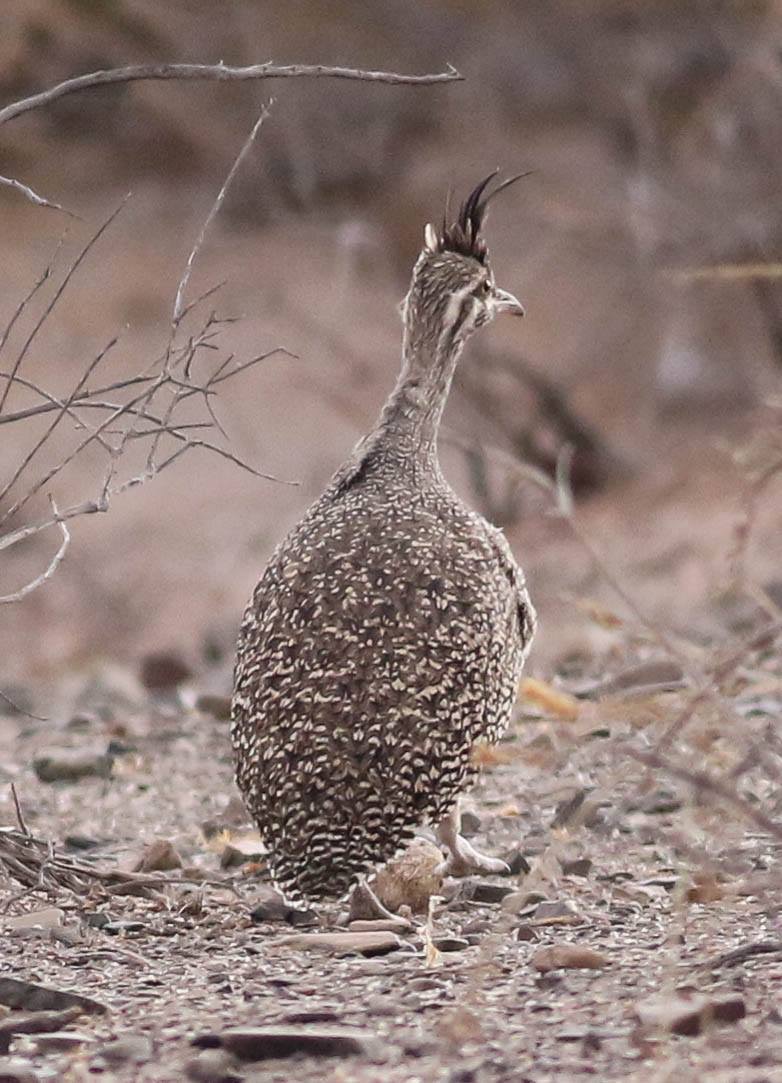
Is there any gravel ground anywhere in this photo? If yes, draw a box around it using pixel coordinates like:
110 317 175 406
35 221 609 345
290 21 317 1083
2 638 781 1082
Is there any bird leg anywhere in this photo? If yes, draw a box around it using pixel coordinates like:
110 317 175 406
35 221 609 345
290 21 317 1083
435 803 510 877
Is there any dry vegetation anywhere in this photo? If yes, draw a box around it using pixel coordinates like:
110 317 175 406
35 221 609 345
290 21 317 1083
1 1 782 1080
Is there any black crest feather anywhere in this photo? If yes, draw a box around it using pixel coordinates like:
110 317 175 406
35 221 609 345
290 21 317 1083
435 171 530 265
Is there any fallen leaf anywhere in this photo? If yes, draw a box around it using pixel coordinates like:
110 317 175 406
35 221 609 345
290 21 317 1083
519 678 580 720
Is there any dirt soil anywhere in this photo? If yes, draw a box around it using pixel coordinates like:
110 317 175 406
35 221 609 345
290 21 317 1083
2 603 781 1082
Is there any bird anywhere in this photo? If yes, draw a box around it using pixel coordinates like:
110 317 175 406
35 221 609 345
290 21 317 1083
231 172 536 905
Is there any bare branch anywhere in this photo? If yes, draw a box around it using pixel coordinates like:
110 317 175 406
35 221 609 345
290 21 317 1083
0 497 69 604
173 102 272 326
0 61 462 129
0 198 126 414
0 174 78 218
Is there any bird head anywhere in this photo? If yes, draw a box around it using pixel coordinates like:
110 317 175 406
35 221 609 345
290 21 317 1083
401 172 526 351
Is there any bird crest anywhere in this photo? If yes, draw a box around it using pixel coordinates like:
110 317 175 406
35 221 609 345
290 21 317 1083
424 170 531 265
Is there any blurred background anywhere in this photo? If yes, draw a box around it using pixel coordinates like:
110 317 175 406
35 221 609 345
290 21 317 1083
2 0 781 684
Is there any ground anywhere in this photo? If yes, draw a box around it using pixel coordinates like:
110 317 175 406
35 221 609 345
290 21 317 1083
2 590 781 1081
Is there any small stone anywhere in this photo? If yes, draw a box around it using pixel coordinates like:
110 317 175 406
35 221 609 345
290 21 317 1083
348 920 409 933
84 912 112 929
531 944 608 973
133 839 183 872
561 858 592 878
33 750 112 783
30 1031 93 1053
276 932 402 957
468 881 514 904
140 651 192 691
432 937 470 952
193 1026 373 1061
373 837 444 914
0 979 106 1016
4 909 64 932
503 847 531 876
195 695 232 721
459 810 481 835
0 1008 83 1055
98 1035 153 1064
220 838 264 869
250 888 316 927
50 925 83 947
515 924 539 942
530 900 581 925
0 1058 39 1083
63 835 101 851
103 920 145 936
186 1049 243 1082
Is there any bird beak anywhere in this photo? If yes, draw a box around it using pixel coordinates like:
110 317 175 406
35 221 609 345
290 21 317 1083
492 287 525 317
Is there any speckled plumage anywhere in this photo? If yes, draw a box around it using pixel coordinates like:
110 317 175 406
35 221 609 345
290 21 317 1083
232 175 536 901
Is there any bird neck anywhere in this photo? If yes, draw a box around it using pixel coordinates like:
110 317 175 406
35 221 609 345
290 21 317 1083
372 325 462 468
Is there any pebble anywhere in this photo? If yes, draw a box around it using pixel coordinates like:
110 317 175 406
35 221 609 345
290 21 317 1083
4 909 63 932
103 920 146 936
561 857 592 878
33 750 112 783
467 881 515 905
0 979 106 1016
29 1032 94 1053
97 1035 153 1064
250 889 316 926
186 1048 244 1082
133 839 183 872
515 924 539 942
0 1058 38 1083
195 695 232 721
373 838 444 914
432 937 470 953
503 847 532 876
193 1026 374 1061
531 944 609 972
140 650 193 691
530 900 581 925
459 810 482 835
0 1008 83 1055
276 932 402 957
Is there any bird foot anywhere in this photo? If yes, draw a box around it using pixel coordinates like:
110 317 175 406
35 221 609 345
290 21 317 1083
436 834 510 878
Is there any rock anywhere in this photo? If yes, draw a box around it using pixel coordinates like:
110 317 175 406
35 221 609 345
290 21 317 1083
432 937 470 952
140 651 192 692
192 1026 373 1061
4 908 64 932
0 1058 39 1083
29 1031 94 1053
51 925 83 946
460 810 482 835
84 911 112 929
372 837 444 914
503 847 531 876
186 1049 244 1082
530 900 581 925
276 932 402 957
0 979 106 1016
195 695 232 721
467 881 515 904
515 924 539 942
219 836 264 869
531 944 609 973
635 992 746 1036
133 839 183 872
33 750 112 783
102 920 146 935
97 1035 153 1064
250 888 316 927
0 1008 82 1054
63 834 101 851
561 857 592 878
348 920 410 933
